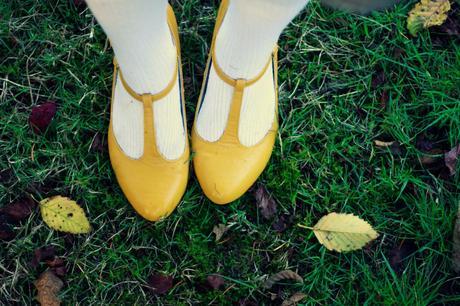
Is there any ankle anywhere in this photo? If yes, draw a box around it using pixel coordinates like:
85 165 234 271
112 28 177 95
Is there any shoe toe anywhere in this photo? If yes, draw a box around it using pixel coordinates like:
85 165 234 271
192 130 276 205
109 129 189 221
119 164 188 221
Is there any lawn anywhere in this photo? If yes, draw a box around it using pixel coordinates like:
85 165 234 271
1 0 459 304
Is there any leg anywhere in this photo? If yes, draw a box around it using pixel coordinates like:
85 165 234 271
215 0 309 79
86 0 189 221
196 0 309 146
86 0 175 93
86 0 185 160
192 0 310 204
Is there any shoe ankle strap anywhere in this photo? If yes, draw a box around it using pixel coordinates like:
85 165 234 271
113 57 179 105
209 0 277 88
210 50 276 88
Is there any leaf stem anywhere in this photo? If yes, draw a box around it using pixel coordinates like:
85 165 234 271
297 224 314 230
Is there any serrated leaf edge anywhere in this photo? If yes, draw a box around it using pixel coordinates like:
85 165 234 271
39 196 91 234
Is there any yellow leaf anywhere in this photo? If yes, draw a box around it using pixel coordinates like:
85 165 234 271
407 0 451 36
308 213 378 252
40 196 91 234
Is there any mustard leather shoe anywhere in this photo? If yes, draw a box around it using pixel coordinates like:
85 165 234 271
192 0 279 205
108 5 189 221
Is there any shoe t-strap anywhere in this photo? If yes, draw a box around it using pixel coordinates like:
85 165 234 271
210 51 273 140
113 58 179 158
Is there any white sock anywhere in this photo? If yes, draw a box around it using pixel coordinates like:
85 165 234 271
196 0 309 146
87 0 186 160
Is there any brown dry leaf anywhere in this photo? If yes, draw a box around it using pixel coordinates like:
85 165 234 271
264 270 303 289
207 275 225 290
419 149 444 165
445 144 460 176
436 5 460 38
31 246 56 268
0 197 36 223
46 258 64 268
307 213 379 252
453 206 460 273
212 224 229 242
254 184 277 220
281 292 308 306
29 101 58 134
34 270 64 306
407 0 451 36
46 258 66 277
272 214 294 233
147 273 173 295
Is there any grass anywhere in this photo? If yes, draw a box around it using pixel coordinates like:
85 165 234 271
1 0 459 304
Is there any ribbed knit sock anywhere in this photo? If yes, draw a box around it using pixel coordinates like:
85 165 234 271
86 0 185 160
196 0 309 146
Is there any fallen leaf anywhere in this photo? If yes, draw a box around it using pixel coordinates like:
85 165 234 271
207 275 225 290
453 207 460 273
212 224 229 242
407 0 451 36
31 246 56 268
264 270 303 289
52 265 67 278
147 274 173 295
0 197 36 223
272 214 294 233
445 144 460 176
254 184 277 220
374 140 395 147
419 149 444 165
45 257 66 277
39 196 91 234
389 240 416 275
375 140 404 156
29 101 57 134
45 257 64 268
0 222 15 241
435 6 460 37
305 213 379 252
281 292 308 306
34 270 64 306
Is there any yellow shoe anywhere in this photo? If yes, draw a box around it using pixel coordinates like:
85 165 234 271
108 5 189 221
192 0 278 205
